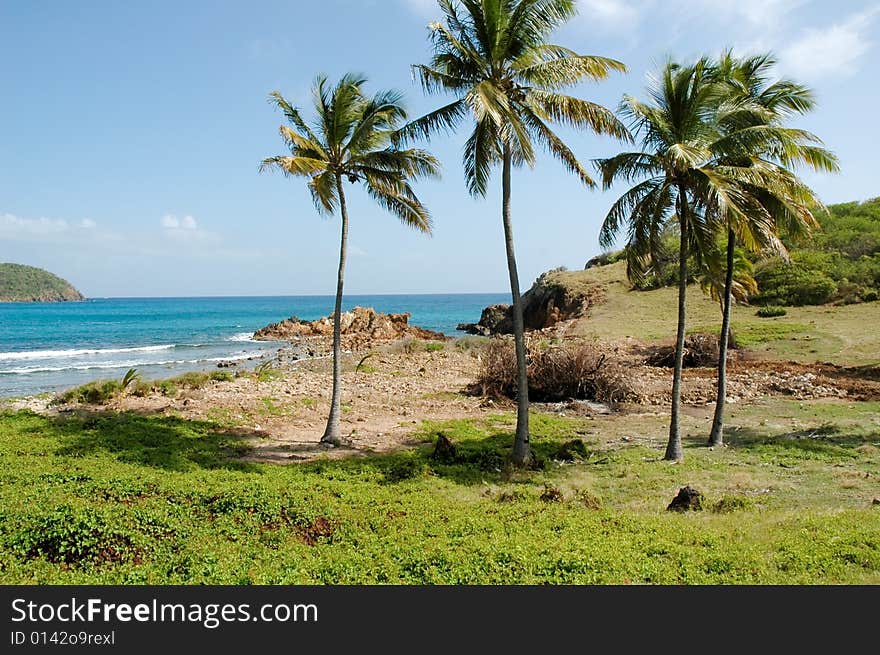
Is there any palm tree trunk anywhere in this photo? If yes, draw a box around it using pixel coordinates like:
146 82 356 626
665 184 690 462
502 144 531 467
709 228 735 447
321 174 349 446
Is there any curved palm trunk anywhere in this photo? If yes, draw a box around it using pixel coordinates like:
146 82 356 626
502 145 531 466
321 174 349 446
665 184 690 462
709 228 735 447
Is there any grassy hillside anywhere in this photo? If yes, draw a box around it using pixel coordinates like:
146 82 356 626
0 263 84 302
565 261 880 367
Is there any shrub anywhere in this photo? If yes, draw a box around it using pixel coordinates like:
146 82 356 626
756 306 787 318
254 361 282 382
58 380 123 405
477 340 638 404
754 257 838 306
711 495 755 514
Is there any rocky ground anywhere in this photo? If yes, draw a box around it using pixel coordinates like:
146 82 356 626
21 323 877 466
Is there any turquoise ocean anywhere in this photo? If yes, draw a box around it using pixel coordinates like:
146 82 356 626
0 294 507 398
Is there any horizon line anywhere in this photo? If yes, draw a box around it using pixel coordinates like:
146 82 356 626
76 291 512 300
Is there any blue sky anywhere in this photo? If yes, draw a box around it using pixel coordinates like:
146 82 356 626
1 0 877 297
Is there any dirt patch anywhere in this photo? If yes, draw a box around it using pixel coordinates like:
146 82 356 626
297 517 336 545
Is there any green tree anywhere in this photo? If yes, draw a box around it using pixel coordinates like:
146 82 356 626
261 75 440 445
706 53 838 447
598 58 780 461
399 0 629 465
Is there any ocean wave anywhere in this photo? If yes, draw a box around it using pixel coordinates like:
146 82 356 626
0 345 175 362
0 351 267 375
227 332 257 342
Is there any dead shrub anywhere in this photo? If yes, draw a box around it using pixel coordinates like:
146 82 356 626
476 339 638 404
642 333 722 368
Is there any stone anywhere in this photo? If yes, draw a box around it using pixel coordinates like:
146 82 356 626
667 486 703 512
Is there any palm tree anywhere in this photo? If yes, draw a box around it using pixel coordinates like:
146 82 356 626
261 74 440 445
706 53 839 447
398 0 630 465
598 58 777 461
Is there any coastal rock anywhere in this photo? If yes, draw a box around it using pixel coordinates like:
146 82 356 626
457 304 512 336
458 267 605 336
254 306 448 346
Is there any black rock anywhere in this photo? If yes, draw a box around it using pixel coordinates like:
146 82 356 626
667 486 703 512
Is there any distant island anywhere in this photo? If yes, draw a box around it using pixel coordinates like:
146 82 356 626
0 263 84 302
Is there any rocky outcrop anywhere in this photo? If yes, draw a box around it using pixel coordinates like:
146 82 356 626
457 304 511 336
458 268 605 336
254 306 447 345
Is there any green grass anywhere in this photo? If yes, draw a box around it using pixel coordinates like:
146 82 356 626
1 400 878 584
688 321 810 347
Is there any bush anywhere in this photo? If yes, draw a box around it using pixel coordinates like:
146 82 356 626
58 380 123 405
756 306 787 318
754 257 838 306
477 340 638 404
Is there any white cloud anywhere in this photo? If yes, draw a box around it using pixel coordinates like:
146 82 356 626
0 213 109 244
0 213 70 238
686 0 804 25
780 8 878 80
160 214 217 243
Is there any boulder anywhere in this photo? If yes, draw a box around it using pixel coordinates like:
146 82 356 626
667 486 703 512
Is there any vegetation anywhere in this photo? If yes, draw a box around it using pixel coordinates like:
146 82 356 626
1 402 877 583
0 263 84 302
700 53 836 448
57 370 236 405
401 0 629 465
756 306 787 318
598 59 741 461
606 198 880 307
477 340 637 404
261 75 439 445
